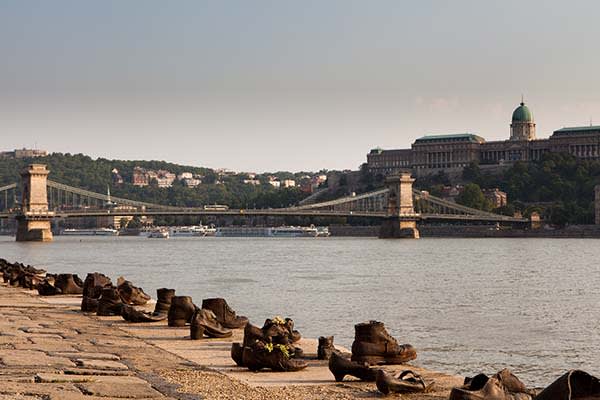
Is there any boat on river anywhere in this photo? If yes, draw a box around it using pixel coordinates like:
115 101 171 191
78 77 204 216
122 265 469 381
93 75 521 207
61 228 119 236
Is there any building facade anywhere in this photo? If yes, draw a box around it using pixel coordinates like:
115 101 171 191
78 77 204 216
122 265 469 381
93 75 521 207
367 101 600 177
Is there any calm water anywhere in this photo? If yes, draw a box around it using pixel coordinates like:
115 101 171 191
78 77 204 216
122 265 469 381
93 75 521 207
1 235 599 385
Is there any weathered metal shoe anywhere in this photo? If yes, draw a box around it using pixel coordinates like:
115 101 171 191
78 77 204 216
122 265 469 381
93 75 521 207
201 298 248 329
243 322 287 347
167 296 197 327
121 304 167 323
328 351 378 382
81 296 99 313
262 317 300 345
96 286 124 316
351 320 417 365
153 288 175 317
376 369 434 394
83 272 112 298
37 279 61 296
231 343 244 366
54 274 84 295
242 343 308 372
117 277 151 305
190 308 232 338
285 318 302 343
535 370 600 400
449 370 534 400
318 336 335 360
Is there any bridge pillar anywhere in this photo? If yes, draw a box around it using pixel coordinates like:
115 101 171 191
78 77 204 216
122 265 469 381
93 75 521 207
379 172 420 239
16 164 53 242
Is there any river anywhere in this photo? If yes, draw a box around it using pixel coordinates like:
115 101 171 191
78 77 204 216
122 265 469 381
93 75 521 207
1 235 598 385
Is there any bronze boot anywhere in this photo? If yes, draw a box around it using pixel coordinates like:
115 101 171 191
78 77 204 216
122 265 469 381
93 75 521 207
242 343 308 372
328 351 378 382
83 272 112 298
153 288 175 317
318 336 335 360
117 277 151 305
351 320 417 365
54 274 84 295
191 308 232 338
168 296 197 327
97 286 124 316
201 298 248 329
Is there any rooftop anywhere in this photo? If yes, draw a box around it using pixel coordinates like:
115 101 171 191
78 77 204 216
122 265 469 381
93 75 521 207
553 125 600 137
414 133 485 144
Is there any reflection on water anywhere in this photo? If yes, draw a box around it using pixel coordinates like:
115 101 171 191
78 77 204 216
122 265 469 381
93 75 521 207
1 235 599 385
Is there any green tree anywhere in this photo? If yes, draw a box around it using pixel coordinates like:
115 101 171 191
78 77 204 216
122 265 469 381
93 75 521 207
456 183 493 211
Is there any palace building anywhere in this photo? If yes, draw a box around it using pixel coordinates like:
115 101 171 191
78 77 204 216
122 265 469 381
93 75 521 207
367 100 600 177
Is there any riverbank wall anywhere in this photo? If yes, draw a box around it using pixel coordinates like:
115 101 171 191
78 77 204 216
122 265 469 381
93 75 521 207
329 224 600 238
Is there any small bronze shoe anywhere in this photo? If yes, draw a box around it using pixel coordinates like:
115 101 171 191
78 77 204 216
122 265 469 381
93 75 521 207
376 369 434 394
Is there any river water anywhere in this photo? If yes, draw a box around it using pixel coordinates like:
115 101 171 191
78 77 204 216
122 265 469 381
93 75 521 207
1 235 598 385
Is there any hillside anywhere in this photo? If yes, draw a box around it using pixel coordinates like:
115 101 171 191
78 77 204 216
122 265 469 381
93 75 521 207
0 153 317 209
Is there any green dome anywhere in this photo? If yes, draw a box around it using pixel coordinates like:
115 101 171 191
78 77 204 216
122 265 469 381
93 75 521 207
512 102 534 122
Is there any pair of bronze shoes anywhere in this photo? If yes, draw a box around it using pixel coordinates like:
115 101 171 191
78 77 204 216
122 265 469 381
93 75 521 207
121 288 175 322
190 308 232 339
231 341 308 372
450 369 536 400
328 351 433 394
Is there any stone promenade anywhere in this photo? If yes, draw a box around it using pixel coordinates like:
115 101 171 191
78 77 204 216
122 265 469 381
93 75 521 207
0 283 463 399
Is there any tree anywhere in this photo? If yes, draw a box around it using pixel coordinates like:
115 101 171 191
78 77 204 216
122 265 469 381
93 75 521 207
456 183 493 211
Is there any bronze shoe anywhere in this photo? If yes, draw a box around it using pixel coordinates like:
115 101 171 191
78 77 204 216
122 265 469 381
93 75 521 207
117 277 151 305
153 288 175 317
191 308 232 338
54 274 84 295
167 296 197 327
318 336 335 360
242 342 308 372
328 351 378 382
201 298 248 329
121 304 166 323
535 370 600 400
449 370 534 400
97 286 124 316
351 320 416 365
376 369 434 394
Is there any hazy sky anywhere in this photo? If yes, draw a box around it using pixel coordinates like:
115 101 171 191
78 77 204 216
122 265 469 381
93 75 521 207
2 1 600 172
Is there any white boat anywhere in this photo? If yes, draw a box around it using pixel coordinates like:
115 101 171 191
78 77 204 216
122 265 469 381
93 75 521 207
148 230 169 239
169 226 205 237
62 228 119 236
271 226 318 237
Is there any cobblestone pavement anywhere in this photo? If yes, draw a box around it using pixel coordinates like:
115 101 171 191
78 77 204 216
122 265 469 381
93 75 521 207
0 283 463 399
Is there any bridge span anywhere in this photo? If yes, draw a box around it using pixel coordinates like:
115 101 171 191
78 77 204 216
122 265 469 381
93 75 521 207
0 164 530 241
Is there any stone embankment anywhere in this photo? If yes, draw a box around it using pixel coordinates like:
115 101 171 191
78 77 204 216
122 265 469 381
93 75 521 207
0 283 464 399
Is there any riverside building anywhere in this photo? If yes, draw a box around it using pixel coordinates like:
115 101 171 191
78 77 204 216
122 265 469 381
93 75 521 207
367 100 600 177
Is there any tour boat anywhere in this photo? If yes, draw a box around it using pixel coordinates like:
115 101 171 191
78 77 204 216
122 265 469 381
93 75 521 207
169 226 205 237
271 226 319 237
148 230 169 239
61 228 119 236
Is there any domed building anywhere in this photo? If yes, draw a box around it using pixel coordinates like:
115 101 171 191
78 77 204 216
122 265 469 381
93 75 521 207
510 101 536 141
366 98 600 178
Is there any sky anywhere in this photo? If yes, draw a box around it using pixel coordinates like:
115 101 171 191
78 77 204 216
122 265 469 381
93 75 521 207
1 1 600 172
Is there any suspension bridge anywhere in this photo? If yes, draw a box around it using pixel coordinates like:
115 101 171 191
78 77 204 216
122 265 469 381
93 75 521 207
0 164 529 241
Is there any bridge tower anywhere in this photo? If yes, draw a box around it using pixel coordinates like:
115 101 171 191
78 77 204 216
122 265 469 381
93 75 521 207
16 164 53 242
379 172 420 239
